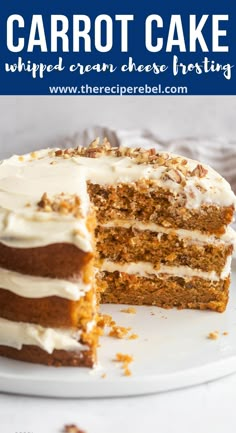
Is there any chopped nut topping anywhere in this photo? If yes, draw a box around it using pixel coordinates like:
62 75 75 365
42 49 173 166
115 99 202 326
161 168 182 184
51 139 191 175
63 424 86 433
191 164 208 178
37 192 82 218
196 183 207 193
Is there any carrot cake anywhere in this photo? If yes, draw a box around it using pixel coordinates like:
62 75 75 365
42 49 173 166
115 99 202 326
0 140 235 366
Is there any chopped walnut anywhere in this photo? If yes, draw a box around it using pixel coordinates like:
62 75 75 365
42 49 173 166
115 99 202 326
191 164 208 178
51 139 191 172
161 168 182 184
37 193 82 218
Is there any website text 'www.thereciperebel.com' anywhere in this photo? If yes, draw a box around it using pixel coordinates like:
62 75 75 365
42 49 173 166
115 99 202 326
48 84 188 95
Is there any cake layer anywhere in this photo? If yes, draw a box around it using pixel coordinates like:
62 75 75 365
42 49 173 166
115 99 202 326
0 242 93 280
99 272 230 312
0 267 91 300
96 226 233 274
101 220 236 244
0 288 96 328
89 182 233 235
0 345 95 367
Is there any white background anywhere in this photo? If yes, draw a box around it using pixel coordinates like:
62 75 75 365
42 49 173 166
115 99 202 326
0 96 236 433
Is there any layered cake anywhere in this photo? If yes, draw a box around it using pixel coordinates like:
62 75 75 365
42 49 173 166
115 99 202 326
0 140 235 366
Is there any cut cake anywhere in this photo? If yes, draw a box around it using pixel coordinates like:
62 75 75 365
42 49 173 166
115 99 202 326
0 140 235 366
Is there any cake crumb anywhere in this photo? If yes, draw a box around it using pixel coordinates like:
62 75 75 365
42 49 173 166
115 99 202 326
120 307 136 314
97 314 114 328
128 333 139 340
223 331 229 336
114 353 134 376
63 424 86 433
18 155 24 162
109 325 131 339
101 373 107 379
207 331 219 340
124 367 132 376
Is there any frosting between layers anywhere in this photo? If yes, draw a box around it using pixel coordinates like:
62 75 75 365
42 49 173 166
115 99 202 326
101 220 236 246
0 148 235 249
0 317 89 353
101 258 232 281
0 267 91 300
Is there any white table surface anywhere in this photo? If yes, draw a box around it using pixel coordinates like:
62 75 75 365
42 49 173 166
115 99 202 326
0 95 236 433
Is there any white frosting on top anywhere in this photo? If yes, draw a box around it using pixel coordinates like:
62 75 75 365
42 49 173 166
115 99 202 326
0 267 91 300
0 147 235 249
0 150 92 250
71 152 236 209
0 317 88 353
101 220 236 246
101 259 231 282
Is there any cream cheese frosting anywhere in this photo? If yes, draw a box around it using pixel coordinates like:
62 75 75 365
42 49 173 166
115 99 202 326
0 317 88 353
0 147 235 249
0 150 92 251
100 258 232 282
0 267 91 300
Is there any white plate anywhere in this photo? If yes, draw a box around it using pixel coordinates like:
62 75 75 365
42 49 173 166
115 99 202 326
1 265 236 398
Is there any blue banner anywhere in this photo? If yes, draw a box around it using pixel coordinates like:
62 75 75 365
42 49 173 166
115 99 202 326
0 0 235 95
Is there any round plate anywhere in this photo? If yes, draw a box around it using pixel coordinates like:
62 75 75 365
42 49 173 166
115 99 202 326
1 266 236 398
